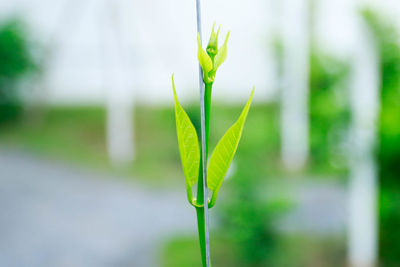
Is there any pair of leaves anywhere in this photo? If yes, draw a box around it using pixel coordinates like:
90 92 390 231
172 76 254 206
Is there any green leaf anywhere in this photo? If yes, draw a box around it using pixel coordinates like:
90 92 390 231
172 75 200 203
207 87 254 207
213 31 230 71
197 34 213 80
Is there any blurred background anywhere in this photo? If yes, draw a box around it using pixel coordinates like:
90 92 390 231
0 0 399 266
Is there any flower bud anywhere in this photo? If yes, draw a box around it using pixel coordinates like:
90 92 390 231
206 23 221 59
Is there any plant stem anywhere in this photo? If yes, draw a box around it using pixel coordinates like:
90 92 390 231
205 83 212 154
196 82 213 267
196 205 206 266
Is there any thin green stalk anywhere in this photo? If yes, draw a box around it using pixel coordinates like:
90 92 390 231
196 82 213 267
204 82 213 154
195 204 206 266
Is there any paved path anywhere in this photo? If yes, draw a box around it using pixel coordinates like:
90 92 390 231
275 179 347 234
0 150 195 267
0 150 348 267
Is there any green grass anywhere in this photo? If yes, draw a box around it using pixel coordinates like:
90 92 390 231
0 103 345 185
162 234 346 267
0 106 109 165
0 105 182 185
162 235 237 267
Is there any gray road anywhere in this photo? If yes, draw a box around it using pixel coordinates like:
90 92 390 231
0 150 195 267
0 150 347 267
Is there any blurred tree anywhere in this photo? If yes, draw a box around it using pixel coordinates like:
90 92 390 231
0 18 36 124
307 0 351 173
362 9 400 266
217 159 278 267
309 52 350 172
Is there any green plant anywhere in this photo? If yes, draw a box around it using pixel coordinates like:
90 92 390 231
172 24 254 266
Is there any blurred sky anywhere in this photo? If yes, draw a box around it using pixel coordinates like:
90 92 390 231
0 0 399 105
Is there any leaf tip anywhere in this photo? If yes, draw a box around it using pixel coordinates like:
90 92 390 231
225 31 230 44
197 32 201 47
247 87 255 106
171 74 178 101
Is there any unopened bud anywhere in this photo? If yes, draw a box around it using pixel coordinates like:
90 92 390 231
206 23 221 59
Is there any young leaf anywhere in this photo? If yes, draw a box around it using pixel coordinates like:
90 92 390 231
207 88 254 207
197 34 213 80
213 31 230 71
206 23 221 58
172 75 200 203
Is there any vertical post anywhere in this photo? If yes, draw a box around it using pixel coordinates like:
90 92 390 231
348 15 379 267
280 0 310 170
195 0 211 266
102 0 135 165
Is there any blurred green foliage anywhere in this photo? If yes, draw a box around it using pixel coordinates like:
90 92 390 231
0 18 36 124
163 233 346 267
309 52 350 171
212 103 284 266
208 48 350 266
362 9 400 266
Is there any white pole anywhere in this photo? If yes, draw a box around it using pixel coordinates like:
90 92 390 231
102 0 135 165
195 0 211 265
280 0 310 170
348 14 379 267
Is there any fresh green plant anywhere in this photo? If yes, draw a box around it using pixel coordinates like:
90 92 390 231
172 24 254 266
